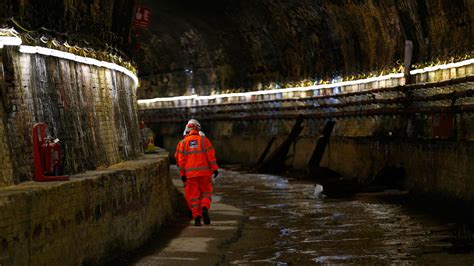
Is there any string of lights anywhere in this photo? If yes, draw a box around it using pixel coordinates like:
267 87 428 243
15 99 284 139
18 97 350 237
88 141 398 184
138 58 473 105
1 17 135 69
0 27 139 86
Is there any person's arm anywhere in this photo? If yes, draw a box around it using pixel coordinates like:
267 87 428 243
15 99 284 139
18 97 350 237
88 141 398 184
174 141 182 166
178 140 187 177
205 138 218 171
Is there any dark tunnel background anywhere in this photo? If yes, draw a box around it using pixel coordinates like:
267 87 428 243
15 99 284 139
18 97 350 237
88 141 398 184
1 0 473 99
131 0 473 98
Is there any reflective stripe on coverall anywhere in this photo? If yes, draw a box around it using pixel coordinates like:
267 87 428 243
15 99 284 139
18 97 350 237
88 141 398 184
178 129 218 218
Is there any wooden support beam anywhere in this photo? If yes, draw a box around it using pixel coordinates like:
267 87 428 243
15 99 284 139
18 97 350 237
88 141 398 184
254 136 276 168
256 114 304 174
308 120 336 174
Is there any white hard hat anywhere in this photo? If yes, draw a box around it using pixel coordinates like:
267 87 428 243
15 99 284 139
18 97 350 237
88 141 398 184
183 119 201 135
186 119 201 130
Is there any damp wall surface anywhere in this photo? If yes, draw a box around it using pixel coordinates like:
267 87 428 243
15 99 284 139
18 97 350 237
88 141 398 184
135 0 474 98
0 154 175 265
147 65 474 204
154 114 474 203
0 46 142 187
0 0 136 51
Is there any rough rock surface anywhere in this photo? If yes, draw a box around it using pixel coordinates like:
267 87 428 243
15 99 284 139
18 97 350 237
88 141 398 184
133 0 474 97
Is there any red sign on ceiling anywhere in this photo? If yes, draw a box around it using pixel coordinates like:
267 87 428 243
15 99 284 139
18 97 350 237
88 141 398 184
133 6 151 28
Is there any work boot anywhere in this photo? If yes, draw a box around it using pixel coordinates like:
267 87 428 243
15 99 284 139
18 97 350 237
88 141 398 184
194 216 202 226
202 207 211 225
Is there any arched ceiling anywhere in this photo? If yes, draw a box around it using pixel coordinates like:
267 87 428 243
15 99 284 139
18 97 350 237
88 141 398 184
1 0 473 98
133 0 473 98
1 0 135 51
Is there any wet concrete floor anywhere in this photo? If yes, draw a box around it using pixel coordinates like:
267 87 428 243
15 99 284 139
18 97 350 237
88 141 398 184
111 166 243 266
116 166 474 265
215 167 474 265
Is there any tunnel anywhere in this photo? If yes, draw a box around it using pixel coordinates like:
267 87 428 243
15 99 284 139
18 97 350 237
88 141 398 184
0 0 474 264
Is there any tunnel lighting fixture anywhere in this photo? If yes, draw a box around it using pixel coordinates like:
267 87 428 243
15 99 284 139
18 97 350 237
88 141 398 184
0 36 22 48
410 58 474 75
18 45 38 54
0 28 137 85
138 58 473 105
18 45 138 85
137 72 404 104
140 95 198 103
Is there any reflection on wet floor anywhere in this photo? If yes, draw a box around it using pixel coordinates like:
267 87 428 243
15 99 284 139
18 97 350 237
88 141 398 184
216 168 474 265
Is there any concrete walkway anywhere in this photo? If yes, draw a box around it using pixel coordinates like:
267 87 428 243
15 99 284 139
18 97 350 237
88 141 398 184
132 166 244 265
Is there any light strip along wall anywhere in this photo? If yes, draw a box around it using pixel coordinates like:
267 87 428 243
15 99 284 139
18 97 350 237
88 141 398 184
138 58 474 105
0 36 139 86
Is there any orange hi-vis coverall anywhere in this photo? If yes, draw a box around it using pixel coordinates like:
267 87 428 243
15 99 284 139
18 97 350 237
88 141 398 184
175 139 190 212
175 139 184 166
178 129 218 218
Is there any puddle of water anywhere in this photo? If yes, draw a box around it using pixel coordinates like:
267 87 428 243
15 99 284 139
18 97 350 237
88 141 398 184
215 168 474 265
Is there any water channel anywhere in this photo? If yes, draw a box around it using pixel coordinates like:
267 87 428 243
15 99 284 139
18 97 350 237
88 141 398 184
215 168 474 265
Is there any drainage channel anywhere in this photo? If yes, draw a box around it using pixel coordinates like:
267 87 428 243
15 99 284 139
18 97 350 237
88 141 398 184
215 168 474 265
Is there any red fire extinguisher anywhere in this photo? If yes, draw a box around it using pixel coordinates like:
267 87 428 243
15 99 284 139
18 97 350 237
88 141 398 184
32 123 69 181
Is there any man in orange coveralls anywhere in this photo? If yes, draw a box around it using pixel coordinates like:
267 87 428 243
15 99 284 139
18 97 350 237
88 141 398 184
175 135 191 217
175 123 207 218
178 119 219 226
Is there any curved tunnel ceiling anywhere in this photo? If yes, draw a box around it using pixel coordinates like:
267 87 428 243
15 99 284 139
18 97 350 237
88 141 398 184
133 0 473 99
1 0 472 99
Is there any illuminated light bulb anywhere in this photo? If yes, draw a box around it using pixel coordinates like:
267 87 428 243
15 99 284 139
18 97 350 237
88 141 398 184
19 45 36 53
138 57 473 105
62 52 77 61
0 36 22 47
87 58 102 67
410 58 474 75
138 95 197 104
36 46 53 56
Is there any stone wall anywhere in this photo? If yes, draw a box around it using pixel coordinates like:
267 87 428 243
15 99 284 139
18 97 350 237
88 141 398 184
320 138 474 202
0 53 14 187
134 0 474 98
0 153 175 265
153 107 474 203
0 0 136 51
0 46 141 186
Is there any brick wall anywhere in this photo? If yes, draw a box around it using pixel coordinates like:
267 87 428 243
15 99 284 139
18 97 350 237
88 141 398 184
0 47 142 186
0 154 175 265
